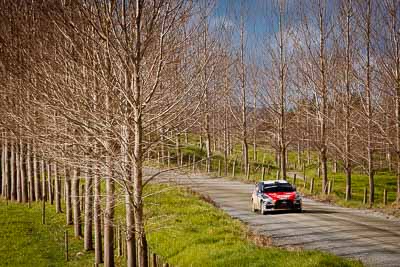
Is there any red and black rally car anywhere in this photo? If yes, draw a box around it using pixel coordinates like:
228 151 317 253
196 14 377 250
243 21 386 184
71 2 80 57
251 180 302 215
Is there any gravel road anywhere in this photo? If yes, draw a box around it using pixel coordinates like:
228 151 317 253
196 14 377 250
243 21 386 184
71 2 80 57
146 168 400 267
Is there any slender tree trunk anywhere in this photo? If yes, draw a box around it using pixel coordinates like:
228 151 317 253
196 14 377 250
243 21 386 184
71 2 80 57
84 166 93 250
10 141 16 201
344 0 352 201
20 140 27 203
104 162 115 267
16 141 21 202
176 133 181 167
65 166 72 225
72 167 82 237
133 2 147 265
27 143 34 202
391 0 400 203
160 126 165 165
6 138 9 200
54 162 61 213
33 145 40 201
1 136 5 197
279 2 287 180
240 14 248 176
319 3 328 194
121 90 136 267
41 159 46 201
94 168 103 264
47 161 53 205
366 0 374 204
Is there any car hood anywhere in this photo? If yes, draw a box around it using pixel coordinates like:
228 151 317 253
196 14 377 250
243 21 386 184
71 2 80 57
264 192 296 201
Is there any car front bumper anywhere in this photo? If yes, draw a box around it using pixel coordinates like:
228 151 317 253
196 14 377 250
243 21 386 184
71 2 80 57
264 199 302 211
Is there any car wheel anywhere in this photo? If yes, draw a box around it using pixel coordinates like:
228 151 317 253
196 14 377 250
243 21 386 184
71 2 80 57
295 207 302 213
297 208 303 213
260 201 267 215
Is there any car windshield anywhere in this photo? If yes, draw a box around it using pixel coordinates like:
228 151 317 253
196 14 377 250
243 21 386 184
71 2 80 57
263 185 294 193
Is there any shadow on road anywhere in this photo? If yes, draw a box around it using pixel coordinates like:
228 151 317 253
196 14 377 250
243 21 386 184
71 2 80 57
265 209 338 215
302 209 338 214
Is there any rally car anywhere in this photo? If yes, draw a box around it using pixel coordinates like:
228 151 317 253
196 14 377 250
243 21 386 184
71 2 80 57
251 180 302 215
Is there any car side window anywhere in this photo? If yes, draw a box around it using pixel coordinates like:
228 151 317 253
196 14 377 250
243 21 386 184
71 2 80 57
258 183 263 193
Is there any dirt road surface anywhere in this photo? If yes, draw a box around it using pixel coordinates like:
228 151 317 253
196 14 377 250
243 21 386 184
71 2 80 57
146 168 400 267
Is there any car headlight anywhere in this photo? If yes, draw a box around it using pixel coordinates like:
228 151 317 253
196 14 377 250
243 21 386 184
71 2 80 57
261 194 273 204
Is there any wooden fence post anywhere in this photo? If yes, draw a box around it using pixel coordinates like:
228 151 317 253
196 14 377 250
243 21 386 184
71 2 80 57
383 189 387 205
293 173 297 186
218 160 221 176
192 154 196 172
167 151 170 168
64 230 69 261
152 253 157 267
363 187 367 204
232 161 236 177
327 181 331 195
261 167 265 181
246 164 250 180
276 170 280 180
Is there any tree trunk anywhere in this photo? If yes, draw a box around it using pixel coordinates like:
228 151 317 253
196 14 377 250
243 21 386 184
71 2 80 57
84 166 93 250
366 0 374 204
94 168 103 264
317 3 329 194
104 162 115 267
19 140 27 203
344 0 352 201
133 2 147 265
240 14 248 177
41 159 46 201
33 145 40 201
16 141 21 202
72 167 82 237
1 137 5 198
65 166 72 225
27 143 34 202
47 161 53 205
54 162 62 213
3 138 10 199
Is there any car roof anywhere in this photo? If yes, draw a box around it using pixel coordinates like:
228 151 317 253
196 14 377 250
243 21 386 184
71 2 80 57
261 180 290 186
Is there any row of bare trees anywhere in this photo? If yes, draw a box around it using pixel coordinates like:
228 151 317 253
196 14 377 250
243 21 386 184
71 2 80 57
1 0 400 265
0 0 210 266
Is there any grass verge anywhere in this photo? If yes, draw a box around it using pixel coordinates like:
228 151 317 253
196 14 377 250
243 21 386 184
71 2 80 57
1 185 363 267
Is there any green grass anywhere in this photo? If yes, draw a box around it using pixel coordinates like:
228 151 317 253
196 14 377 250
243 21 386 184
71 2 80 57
143 186 363 267
0 201 95 267
0 186 363 267
299 167 398 208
